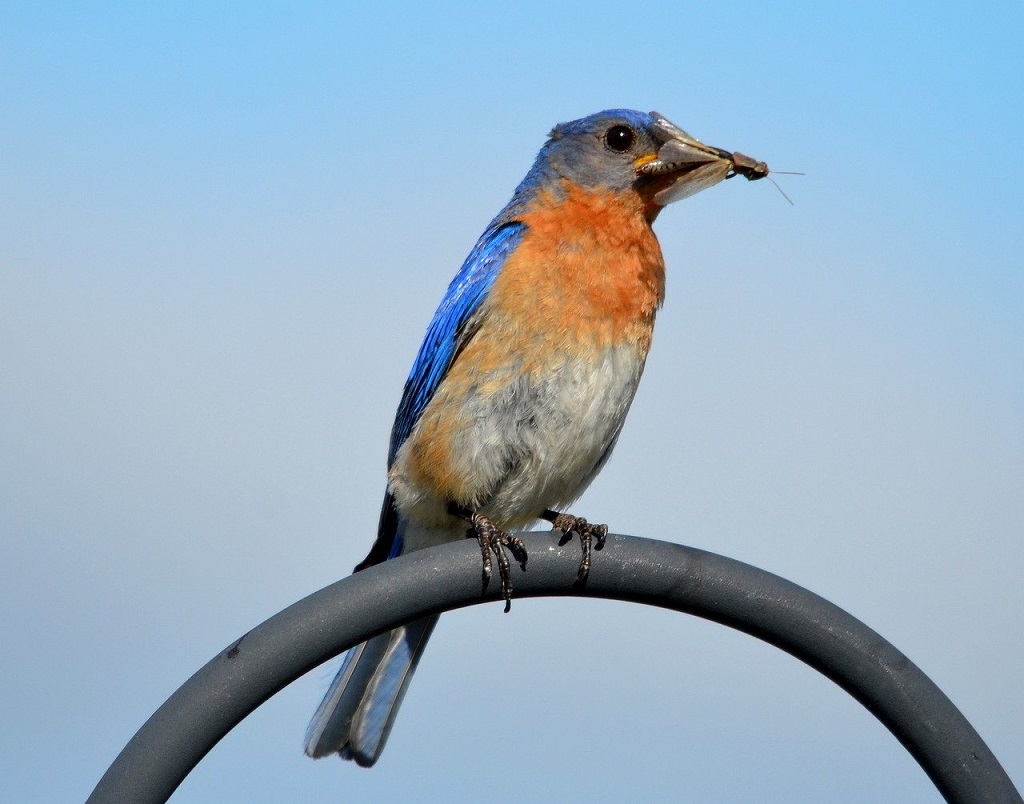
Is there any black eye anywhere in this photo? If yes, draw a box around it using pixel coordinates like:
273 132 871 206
604 124 635 152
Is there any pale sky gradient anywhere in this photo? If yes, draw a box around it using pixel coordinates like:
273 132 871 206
2 3 1022 801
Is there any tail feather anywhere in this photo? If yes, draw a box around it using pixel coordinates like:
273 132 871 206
304 615 439 766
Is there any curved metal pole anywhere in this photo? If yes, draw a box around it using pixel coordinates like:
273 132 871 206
89 533 1021 803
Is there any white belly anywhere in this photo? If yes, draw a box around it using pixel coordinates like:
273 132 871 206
389 343 648 540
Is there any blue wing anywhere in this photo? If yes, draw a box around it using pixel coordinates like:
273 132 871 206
388 220 527 463
354 220 527 571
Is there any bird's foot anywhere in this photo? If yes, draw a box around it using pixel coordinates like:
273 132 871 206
543 509 608 584
450 505 527 612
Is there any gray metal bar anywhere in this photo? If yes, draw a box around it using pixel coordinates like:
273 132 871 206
89 533 1021 803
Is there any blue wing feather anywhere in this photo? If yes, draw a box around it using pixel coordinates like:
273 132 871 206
388 221 527 464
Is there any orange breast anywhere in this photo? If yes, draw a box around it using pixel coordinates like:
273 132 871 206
490 182 666 357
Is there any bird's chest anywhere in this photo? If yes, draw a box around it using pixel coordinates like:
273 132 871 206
491 188 666 354
390 190 665 525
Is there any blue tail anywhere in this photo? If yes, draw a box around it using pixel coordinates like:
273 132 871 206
304 615 438 766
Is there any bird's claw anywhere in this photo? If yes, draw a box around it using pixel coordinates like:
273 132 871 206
468 513 527 613
550 513 608 584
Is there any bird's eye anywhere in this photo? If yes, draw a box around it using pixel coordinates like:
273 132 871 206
604 125 635 152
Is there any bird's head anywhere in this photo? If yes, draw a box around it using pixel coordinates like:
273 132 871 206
519 109 766 218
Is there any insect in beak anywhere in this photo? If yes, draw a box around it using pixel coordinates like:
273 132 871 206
640 111 801 205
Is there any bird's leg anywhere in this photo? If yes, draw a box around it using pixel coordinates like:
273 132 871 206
542 509 608 584
448 503 527 613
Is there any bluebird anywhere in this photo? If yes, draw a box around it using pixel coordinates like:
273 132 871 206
305 109 768 766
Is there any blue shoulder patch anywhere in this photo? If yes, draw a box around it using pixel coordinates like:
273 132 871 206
388 221 527 464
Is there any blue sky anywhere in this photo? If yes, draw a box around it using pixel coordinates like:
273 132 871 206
2 2 1022 801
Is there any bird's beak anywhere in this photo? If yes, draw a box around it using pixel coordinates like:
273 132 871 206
637 111 769 205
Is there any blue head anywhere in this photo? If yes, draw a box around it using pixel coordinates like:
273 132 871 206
497 108 752 221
